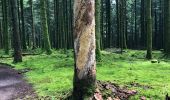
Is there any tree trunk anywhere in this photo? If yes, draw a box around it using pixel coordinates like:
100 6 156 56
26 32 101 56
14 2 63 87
116 0 120 48
20 0 27 50
10 0 22 63
73 0 96 99
140 0 146 48
95 0 101 61
120 0 127 52
2 0 9 54
30 0 36 49
0 21 3 49
106 0 111 48
146 0 152 59
134 0 138 48
164 0 170 54
40 0 52 54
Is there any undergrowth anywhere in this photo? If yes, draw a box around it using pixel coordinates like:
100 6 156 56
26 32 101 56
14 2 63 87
0 48 170 99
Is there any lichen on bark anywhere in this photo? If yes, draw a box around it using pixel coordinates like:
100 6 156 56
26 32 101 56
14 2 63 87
73 0 96 99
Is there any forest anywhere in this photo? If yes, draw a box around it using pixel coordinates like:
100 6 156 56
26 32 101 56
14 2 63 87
0 0 170 100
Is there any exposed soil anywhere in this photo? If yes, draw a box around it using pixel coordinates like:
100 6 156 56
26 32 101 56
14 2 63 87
93 80 137 100
129 82 153 90
65 80 137 100
0 63 36 100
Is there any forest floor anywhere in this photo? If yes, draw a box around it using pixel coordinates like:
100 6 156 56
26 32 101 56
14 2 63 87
0 49 170 100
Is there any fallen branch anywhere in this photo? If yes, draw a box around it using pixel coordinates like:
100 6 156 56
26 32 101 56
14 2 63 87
22 53 40 56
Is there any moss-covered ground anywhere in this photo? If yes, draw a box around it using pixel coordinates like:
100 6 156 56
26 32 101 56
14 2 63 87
0 49 169 100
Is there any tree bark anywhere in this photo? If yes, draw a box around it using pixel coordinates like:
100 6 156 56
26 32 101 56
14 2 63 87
146 0 152 59
73 0 96 99
10 0 22 63
164 0 170 54
95 0 101 61
30 0 36 49
140 0 146 48
20 0 27 50
2 0 9 54
40 0 52 54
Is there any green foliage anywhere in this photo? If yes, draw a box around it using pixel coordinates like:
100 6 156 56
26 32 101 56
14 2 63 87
0 49 170 99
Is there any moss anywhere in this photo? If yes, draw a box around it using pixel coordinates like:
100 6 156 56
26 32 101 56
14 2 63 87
0 49 170 99
73 76 96 100
96 48 102 61
102 89 113 99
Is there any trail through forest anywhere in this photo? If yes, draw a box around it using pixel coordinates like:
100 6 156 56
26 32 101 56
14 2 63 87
0 64 35 100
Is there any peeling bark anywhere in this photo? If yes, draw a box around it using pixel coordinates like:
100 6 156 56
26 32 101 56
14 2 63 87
73 0 96 99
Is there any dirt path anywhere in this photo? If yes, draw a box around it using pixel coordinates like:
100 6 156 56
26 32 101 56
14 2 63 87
0 64 35 100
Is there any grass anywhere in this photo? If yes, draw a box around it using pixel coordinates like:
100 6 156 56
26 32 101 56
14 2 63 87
0 49 170 99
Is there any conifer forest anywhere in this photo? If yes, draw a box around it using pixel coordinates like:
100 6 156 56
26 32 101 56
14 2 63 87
0 0 170 100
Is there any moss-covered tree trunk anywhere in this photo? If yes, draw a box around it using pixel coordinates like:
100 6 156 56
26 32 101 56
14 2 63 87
95 0 101 61
30 0 36 49
73 0 96 99
2 0 9 54
10 0 22 63
164 0 170 54
119 0 127 53
146 0 152 59
20 0 27 50
40 0 52 54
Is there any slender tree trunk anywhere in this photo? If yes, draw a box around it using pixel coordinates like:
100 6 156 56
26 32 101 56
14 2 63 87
120 0 127 52
17 0 22 47
0 21 3 49
146 0 152 59
46 0 52 48
134 0 138 48
40 0 52 54
123 0 127 49
159 0 164 49
95 0 101 61
154 5 158 49
20 0 27 49
164 0 170 54
100 0 104 49
2 0 9 54
106 0 111 47
10 0 22 63
0 21 2 49
30 0 36 49
54 0 59 48
140 0 146 48
120 0 123 51
116 0 120 48
73 0 96 99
